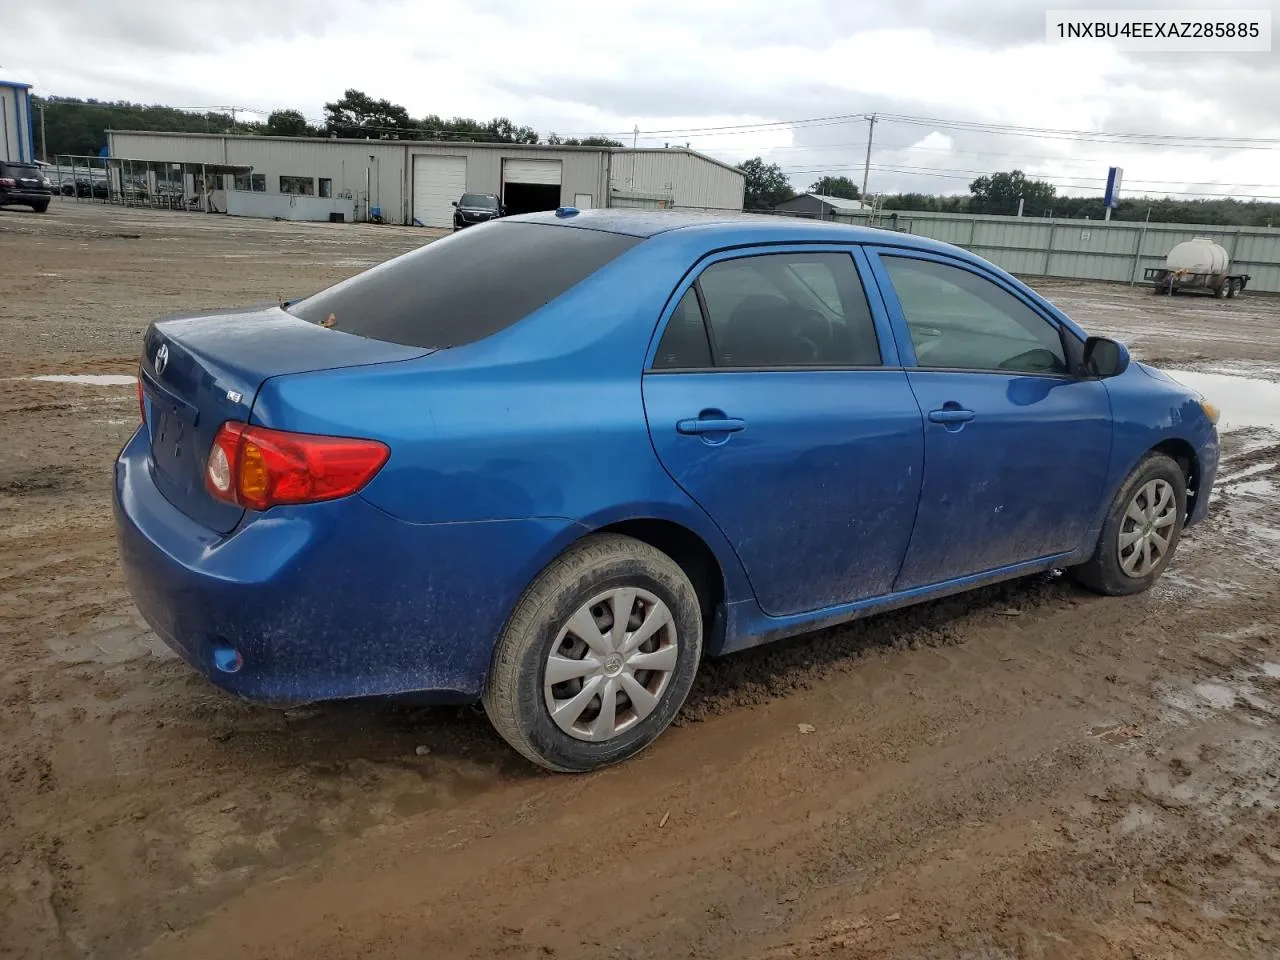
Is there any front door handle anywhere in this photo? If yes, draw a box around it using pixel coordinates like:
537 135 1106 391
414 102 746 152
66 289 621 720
677 417 746 435
928 408 975 424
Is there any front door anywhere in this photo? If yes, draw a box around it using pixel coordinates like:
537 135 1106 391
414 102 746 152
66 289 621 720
866 249 1113 589
642 247 924 617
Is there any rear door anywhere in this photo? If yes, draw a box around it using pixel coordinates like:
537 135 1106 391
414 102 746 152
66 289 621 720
642 246 924 618
865 249 1113 589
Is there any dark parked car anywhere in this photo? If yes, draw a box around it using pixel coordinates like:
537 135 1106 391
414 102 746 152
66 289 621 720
0 162 53 212
452 192 503 230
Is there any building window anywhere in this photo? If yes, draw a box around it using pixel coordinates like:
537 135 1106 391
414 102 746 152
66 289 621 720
235 173 266 192
280 175 315 196
319 178 332 199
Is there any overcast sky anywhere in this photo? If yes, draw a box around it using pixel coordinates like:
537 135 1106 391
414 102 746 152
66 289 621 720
5 0 1280 200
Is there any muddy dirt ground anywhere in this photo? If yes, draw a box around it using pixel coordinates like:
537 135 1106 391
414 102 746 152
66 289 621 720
2 201 1278 960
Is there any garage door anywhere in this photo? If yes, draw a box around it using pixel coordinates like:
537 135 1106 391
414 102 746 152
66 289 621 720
412 155 467 228
503 159 562 185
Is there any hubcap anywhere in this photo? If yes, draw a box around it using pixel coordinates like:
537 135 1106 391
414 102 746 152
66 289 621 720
1118 478 1177 578
543 587 678 743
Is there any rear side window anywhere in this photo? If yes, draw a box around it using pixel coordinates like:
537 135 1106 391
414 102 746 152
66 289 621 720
653 289 712 369
288 223 641 348
697 252 882 367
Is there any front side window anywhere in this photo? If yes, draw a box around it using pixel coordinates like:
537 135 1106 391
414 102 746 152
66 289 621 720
882 256 1068 374
696 252 881 367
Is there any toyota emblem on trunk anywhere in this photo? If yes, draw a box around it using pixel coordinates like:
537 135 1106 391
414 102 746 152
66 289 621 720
154 344 169 376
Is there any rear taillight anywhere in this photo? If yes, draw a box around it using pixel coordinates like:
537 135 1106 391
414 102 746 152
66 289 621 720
206 422 389 511
136 370 146 422
0 178 14 188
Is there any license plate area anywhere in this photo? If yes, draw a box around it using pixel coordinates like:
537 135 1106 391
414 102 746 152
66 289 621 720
144 375 200 491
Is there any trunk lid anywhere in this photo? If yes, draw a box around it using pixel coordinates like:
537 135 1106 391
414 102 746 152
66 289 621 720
140 306 429 533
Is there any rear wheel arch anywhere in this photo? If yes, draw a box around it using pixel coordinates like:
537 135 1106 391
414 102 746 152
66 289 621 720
492 515 734 678
596 518 726 654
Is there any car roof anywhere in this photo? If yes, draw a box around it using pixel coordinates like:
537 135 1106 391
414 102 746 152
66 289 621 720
504 207 962 255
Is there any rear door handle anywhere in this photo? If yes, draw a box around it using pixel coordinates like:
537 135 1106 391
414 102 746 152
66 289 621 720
677 417 747 435
928 408 975 424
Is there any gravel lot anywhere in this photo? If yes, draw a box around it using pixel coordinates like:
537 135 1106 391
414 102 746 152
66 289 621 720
2 201 1278 960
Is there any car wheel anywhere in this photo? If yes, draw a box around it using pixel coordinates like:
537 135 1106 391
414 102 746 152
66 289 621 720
1227 279 1240 298
483 533 703 773
1072 452 1186 597
1216 281 1230 298
32 202 48 213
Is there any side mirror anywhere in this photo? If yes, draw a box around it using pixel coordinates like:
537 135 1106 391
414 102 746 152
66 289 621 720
1083 336 1130 378
451 200 457 206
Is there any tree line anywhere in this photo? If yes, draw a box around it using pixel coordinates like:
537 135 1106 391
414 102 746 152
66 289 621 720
32 88 624 160
739 158 1280 227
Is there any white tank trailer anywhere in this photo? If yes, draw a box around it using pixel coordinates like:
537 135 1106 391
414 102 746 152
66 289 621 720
1144 237 1250 298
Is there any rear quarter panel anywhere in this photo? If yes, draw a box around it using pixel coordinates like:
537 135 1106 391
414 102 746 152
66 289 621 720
249 237 757 605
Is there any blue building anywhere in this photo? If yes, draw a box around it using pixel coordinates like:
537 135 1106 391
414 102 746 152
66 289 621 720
0 69 35 164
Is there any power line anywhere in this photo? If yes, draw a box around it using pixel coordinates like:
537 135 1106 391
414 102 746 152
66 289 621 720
876 112 1280 145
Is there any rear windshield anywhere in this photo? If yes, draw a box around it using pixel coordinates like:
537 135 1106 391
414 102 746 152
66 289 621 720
2 164 41 178
460 193 497 208
288 222 641 349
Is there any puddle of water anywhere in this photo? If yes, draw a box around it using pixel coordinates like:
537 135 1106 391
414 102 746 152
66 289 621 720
27 374 136 386
1165 370 1280 432
1207 364 1280 382
1263 663 1280 679
1232 479 1278 498
1118 806 1159 835
1193 683 1237 709
1238 436 1280 456
1219 462 1275 484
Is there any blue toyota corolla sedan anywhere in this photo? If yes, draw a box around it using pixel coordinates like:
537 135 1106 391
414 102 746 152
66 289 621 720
114 209 1220 772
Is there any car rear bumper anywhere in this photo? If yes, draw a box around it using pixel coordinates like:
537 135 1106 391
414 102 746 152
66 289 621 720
0 190 51 205
113 427 580 705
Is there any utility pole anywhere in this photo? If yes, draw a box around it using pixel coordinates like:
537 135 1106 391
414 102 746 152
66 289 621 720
633 125 639 148
860 113 876 202
39 103 47 163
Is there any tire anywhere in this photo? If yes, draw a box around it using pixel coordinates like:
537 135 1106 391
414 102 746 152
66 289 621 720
482 533 703 773
1216 281 1229 299
1072 452 1186 597
32 202 48 214
1227 279 1240 299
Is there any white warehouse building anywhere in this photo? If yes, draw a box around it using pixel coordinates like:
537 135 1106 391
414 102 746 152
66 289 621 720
105 130 745 226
